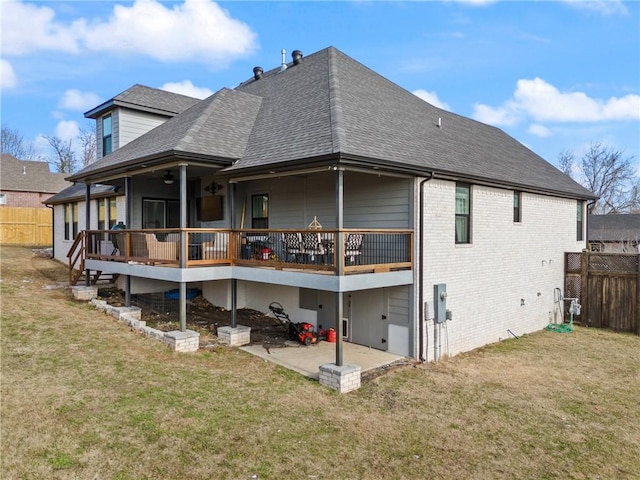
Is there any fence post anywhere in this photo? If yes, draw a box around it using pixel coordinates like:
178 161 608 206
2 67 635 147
637 254 640 335
581 251 589 326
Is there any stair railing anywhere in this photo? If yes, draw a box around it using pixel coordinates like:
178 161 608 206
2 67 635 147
67 231 86 286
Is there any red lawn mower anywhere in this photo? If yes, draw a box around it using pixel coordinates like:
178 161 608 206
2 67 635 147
268 301 322 345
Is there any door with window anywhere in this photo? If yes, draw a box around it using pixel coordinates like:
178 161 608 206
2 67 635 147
251 194 269 228
143 199 181 229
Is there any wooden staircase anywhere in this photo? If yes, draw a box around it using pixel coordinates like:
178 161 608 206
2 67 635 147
67 231 120 286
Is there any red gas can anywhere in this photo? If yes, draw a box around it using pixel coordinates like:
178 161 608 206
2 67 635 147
326 328 337 343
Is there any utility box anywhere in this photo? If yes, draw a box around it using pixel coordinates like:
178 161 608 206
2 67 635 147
434 283 447 324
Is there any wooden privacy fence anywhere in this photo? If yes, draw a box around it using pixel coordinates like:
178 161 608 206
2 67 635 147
0 207 53 246
565 251 639 335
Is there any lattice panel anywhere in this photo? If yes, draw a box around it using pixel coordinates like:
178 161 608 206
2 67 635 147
565 275 581 301
588 254 639 273
565 252 582 273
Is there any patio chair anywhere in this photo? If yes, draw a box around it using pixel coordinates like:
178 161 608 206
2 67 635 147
282 232 303 263
202 232 229 260
344 233 364 265
143 233 178 262
301 232 325 264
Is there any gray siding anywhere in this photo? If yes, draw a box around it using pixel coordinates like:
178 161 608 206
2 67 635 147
235 171 411 229
118 109 170 148
344 174 411 228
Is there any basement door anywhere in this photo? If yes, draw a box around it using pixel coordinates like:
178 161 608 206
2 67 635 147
349 289 388 351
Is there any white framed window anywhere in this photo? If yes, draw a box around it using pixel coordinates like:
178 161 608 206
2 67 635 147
455 183 471 244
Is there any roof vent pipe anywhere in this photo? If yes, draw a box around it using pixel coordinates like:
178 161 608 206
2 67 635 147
292 50 303 65
280 49 287 72
253 66 263 80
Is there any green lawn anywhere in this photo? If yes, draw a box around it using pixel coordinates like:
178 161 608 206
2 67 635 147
1 246 639 479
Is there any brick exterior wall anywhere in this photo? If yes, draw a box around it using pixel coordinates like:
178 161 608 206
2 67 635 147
418 179 586 361
1 190 52 208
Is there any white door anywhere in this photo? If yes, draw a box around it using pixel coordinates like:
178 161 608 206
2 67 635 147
350 289 387 350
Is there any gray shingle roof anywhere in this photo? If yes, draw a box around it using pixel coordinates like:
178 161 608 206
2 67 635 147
71 46 594 199
232 47 593 198
45 183 119 205
73 88 263 179
588 214 640 241
85 84 200 118
1 154 70 193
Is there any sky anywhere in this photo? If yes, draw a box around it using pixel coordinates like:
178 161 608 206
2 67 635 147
1 0 639 175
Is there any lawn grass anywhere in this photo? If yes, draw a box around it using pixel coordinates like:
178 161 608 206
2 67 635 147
1 246 639 479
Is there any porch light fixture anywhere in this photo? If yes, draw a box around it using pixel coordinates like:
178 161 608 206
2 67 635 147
163 170 175 185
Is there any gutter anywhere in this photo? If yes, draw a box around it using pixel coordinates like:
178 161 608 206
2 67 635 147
418 172 435 362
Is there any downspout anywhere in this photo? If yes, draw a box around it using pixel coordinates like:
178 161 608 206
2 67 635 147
45 203 54 258
585 199 597 250
418 173 435 362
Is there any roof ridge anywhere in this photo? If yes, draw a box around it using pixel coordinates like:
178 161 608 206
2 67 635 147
174 89 230 151
327 47 345 153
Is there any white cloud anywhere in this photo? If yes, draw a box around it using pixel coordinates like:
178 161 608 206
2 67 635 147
1 59 18 88
160 81 214 99
413 89 452 111
83 0 257 64
473 77 640 126
562 0 628 16
448 0 498 5
528 124 552 138
58 89 101 111
2 1 83 55
2 0 257 65
472 102 520 126
54 120 80 143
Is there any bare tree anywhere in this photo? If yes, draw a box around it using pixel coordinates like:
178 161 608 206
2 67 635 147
558 142 639 214
557 149 574 177
1 125 42 161
78 125 96 167
44 135 77 174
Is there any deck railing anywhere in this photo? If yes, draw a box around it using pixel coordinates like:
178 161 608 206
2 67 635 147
85 228 413 274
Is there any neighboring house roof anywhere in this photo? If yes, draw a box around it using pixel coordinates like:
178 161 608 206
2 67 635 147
45 183 119 205
588 214 640 242
84 84 200 119
0 154 69 193
70 46 595 200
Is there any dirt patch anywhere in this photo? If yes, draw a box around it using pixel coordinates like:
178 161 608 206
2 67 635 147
97 288 292 348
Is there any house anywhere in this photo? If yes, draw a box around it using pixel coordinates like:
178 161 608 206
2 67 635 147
0 154 70 246
46 85 200 260
0 154 69 208
55 47 595 391
588 214 640 253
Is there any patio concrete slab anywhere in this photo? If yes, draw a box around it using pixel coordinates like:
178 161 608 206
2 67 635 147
240 341 408 379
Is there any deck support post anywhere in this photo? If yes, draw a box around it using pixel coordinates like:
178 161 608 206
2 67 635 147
124 177 132 307
179 164 188 332
84 183 91 286
335 168 344 366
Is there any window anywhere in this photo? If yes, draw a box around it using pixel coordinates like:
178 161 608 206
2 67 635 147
0 192 6 204
455 183 471 244
64 203 78 240
97 198 117 230
102 115 112 156
513 191 522 223
576 200 584 241
142 198 181 229
251 194 269 228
